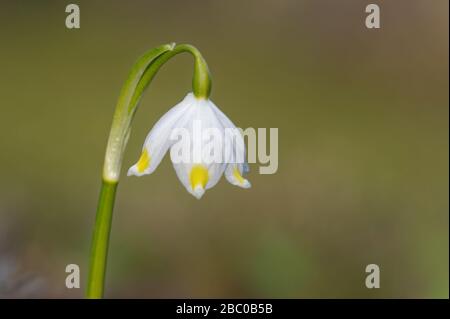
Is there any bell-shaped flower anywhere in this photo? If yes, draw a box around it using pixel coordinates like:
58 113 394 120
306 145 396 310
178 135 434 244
127 93 250 199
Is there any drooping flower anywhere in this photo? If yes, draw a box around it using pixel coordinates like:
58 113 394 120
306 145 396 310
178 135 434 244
127 92 250 199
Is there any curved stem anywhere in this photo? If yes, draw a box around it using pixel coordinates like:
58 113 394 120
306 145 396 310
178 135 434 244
144 44 211 100
86 43 212 298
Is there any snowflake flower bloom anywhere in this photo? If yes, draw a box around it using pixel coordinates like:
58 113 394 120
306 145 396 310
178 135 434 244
88 43 250 298
127 93 251 199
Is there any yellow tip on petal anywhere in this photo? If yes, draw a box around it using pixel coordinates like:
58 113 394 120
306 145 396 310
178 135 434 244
190 165 209 190
233 167 245 185
136 149 151 173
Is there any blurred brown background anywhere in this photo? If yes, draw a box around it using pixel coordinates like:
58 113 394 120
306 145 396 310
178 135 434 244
0 0 448 298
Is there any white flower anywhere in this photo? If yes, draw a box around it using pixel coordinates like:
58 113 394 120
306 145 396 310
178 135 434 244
127 93 251 199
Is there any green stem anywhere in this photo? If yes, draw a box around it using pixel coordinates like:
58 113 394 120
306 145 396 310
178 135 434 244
86 180 117 298
86 43 211 298
146 44 211 99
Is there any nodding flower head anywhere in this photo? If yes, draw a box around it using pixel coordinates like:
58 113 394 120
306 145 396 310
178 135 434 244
127 92 251 199
88 43 253 298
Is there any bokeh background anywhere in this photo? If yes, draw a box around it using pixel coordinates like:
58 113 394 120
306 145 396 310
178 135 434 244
0 0 448 298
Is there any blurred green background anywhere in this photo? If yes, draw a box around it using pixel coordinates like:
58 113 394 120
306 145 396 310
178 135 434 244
0 0 448 298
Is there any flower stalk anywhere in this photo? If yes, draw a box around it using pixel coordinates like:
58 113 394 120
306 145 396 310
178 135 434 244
86 43 211 298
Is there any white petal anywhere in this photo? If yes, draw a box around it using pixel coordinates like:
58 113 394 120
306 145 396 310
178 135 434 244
208 100 251 189
209 101 247 165
127 93 196 177
193 185 205 199
205 163 226 189
224 163 251 189
208 99 237 129
172 162 227 199
171 163 201 198
170 99 228 198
